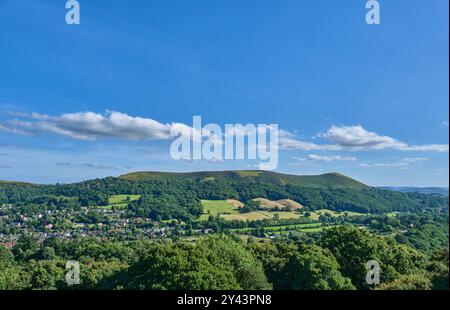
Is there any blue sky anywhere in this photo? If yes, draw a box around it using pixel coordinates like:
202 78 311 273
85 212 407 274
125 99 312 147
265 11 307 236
0 0 448 186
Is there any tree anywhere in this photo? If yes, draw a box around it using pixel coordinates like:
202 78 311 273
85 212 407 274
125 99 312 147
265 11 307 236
0 246 14 263
250 240 301 289
0 263 31 290
108 242 240 289
198 235 271 290
241 200 260 213
281 245 355 290
26 260 65 290
426 247 449 290
320 226 422 289
105 235 271 290
376 274 431 290
12 235 39 261
273 213 280 223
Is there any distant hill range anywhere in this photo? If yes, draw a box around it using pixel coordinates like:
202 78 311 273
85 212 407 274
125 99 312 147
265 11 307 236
378 186 449 196
0 180 34 186
1 172 446 196
1 170 448 216
120 170 368 189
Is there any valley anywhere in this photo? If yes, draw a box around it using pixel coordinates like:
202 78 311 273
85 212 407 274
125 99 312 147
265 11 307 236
0 170 448 290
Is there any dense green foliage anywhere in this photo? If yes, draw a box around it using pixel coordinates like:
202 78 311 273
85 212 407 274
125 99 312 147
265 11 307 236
394 214 449 252
271 244 355 290
320 226 424 289
1 227 446 290
104 236 271 290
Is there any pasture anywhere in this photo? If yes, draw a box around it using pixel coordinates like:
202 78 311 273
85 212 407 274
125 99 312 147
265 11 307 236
306 209 364 220
199 199 364 222
199 199 302 221
98 194 141 209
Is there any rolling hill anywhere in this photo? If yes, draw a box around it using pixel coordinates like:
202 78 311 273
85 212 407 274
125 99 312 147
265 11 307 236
0 180 35 186
251 198 304 210
378 186 449 196
119 170 368 189
1 170 448 220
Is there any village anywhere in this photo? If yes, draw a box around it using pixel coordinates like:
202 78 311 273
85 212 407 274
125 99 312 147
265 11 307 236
0 202 214 248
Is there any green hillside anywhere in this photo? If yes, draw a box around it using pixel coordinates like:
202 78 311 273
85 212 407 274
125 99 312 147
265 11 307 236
119 170 368 189
2 170 448 222
0 180 35 186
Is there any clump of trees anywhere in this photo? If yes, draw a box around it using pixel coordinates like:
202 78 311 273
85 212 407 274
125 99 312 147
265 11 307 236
1 227 447 290
241 200 261 213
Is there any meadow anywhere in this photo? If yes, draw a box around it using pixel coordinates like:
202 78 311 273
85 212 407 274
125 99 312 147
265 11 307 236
199 199 302 221
198 199 365 222
98 194 141 209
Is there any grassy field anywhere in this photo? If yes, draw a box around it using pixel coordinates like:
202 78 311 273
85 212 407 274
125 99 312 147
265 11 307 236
109 194 141 204
278 225 337 233
386 212 401 218
232 223 339 234
235 171 263 177
306 209 365 220
220 211 300 221
232 222 322 233
98 194 141 209
199 199 302 221
199 199 365 222
198 199 240 220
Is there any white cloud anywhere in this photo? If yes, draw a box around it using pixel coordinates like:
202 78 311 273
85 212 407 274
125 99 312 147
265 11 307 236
442 121 449 127
56 162 121 170
278 125 448 152
321 125 407 150
358 162 409 168
279 137 339 151
1 111 448 153
321 125 448 152
0 123 33 136
403 157 428 163
358 157 429 169
0 111 175 141
294 154 357 162
278 129 341 151
402 144 449 152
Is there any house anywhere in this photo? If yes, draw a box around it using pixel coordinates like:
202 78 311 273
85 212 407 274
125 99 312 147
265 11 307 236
0 241 17 249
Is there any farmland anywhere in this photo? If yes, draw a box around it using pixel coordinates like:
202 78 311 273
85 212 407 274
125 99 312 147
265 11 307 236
231 222 338 234
98 194 141 209
199 199 302 221
109 194 141 206
307 209 365 220
199 199 364 222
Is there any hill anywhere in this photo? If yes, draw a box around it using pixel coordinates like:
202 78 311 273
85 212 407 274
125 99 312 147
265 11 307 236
379 186 449 196
0 180 35 186
119 170 368 189
252 198 286 210
276 199 304 209
251 198 304 210
1 170 448 222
